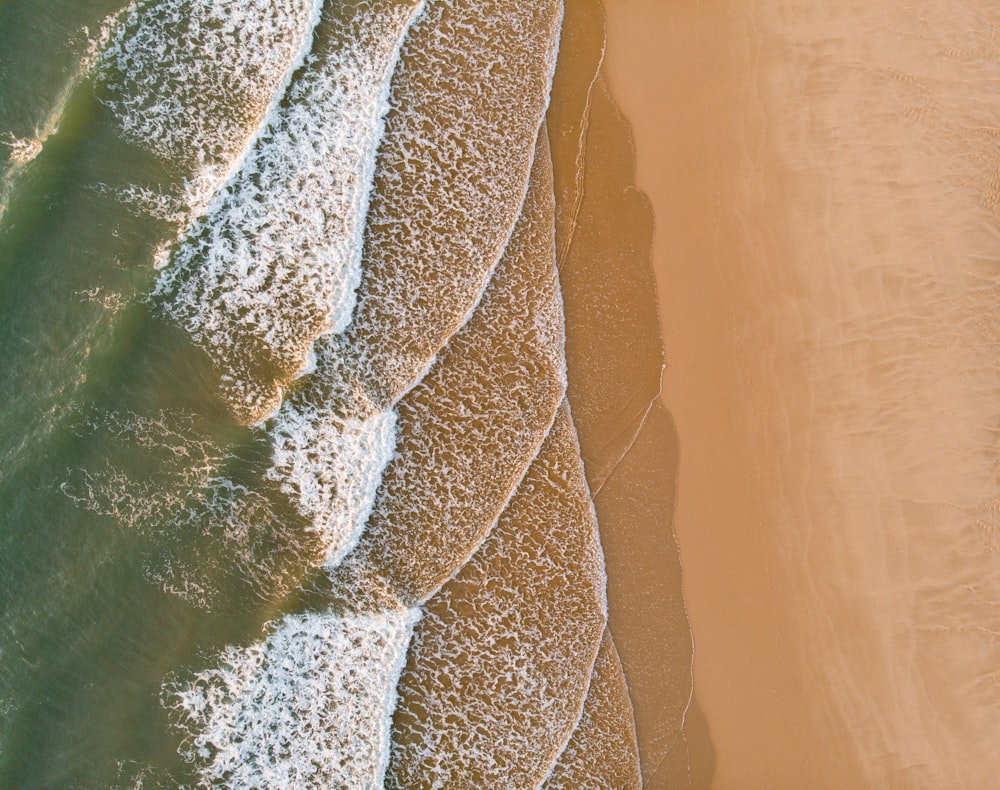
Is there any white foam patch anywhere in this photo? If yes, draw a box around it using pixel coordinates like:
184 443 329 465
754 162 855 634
2 134 42 166
266 396 397 568
165 608 419 788
81 3 138 74
98 0 321 192
154 2 423 422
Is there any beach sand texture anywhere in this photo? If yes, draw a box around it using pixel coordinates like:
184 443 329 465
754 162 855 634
605 0 1000 787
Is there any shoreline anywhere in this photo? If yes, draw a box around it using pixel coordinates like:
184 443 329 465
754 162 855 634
601 4 821 785
547 1 712 786
604 1 1000 787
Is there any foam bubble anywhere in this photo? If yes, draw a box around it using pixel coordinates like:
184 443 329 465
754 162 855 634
0 685 17 768
1 5 129 166
326 128 565 609
2 134 42 166
78 4 126 57
155 1 423 424
164 608 419 788
266 377 397 569
386 403 608 787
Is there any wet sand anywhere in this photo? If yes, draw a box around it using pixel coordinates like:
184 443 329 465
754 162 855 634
605 0 1000 787
546 1 714 785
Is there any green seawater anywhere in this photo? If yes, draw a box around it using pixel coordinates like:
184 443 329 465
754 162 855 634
0 3 288 784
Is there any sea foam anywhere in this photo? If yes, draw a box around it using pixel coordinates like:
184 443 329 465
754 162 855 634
155 0 424 424
265 381 397 570
326 126 565 610
98 0 322 188
315 0 564 413
165 608 419 788
2 134 42 166
386 403 608 787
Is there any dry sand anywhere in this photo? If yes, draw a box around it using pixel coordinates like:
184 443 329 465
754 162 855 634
604 0 1000 787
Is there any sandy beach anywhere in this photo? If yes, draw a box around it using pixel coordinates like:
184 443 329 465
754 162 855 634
604 1 1000 787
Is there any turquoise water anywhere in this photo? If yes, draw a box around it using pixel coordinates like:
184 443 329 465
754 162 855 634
0 1 618 785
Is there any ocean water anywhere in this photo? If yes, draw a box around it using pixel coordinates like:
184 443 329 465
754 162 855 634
0 0 637 785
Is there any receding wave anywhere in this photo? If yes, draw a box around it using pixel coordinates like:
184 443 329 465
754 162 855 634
325 125 565 611
386 403 607 787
